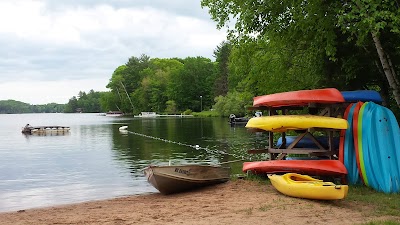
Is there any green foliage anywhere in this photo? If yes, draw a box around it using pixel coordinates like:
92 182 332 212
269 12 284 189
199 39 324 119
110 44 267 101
64 90 105 113
131 58 184 114
213 91 253 117
214 41 232 96
202 0 400 111
0 100 65 114
169 57 217 112
182 109 193 115
165 100 177 115
192 110 220 117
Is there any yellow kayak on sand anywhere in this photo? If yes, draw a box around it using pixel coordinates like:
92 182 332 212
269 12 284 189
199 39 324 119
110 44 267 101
245 115 348 132
268 173 348 200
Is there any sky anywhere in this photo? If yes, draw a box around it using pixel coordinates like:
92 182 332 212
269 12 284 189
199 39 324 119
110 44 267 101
0 0 227 105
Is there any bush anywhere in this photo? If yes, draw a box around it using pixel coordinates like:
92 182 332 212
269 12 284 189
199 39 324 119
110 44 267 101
182 109 193 115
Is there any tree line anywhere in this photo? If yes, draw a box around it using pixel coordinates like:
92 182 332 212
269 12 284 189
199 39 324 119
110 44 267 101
0 100 65 114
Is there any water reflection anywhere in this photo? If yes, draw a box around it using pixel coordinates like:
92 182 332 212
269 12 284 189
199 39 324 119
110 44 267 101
0 114 268 212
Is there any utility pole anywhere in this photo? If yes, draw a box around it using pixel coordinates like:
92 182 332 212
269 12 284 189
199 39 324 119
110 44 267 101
200 95 203 112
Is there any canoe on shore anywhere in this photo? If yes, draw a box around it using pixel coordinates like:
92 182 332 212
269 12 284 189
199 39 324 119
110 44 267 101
143 164 230 195
268 173 348 200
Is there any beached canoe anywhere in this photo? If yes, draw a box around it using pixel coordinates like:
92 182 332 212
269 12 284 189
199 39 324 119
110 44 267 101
243 160 348 176
245 115 348 132
143 164 230 194
253 88 345 108
268 173 348 200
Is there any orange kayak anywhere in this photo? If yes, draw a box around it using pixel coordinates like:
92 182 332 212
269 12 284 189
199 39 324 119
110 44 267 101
253 88 345 107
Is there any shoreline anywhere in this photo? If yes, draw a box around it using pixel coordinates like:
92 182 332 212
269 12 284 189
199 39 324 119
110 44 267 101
1 179 397 225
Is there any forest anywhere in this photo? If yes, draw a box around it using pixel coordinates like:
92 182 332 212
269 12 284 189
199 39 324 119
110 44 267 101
4 1 400 117
0 100 65 114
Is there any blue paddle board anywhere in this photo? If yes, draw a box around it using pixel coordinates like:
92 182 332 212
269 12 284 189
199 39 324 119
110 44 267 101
343 103 360 184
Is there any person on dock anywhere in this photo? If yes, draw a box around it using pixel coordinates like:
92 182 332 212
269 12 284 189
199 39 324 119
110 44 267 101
22 124 33 134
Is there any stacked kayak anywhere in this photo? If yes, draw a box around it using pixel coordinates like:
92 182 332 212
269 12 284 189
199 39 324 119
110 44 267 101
276 136 340 149
341 90 383 104
253 88 345 107
245 115 348 133
268 173 348 200
244 88 349 178
243 160 348 176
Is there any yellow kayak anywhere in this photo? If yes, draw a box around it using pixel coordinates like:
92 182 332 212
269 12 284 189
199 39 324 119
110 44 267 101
245 115 348 132
268 173 348 200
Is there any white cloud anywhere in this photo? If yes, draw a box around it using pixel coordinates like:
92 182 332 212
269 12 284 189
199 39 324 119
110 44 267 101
0 79 109 105
0 0 226 104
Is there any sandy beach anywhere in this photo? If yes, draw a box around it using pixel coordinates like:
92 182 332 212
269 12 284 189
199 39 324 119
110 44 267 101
0 179 398 225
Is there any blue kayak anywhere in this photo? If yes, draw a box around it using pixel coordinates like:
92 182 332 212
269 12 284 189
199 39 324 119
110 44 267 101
341 90 382 103
276 136 340 149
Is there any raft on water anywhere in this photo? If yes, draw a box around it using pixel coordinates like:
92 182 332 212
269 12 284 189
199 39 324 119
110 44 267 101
21 125 71 134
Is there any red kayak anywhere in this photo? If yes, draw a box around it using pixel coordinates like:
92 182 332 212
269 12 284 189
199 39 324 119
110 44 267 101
243 160 348 176
253 88 345 108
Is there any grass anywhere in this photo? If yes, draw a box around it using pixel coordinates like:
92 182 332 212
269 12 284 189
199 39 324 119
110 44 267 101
360 221 400 225
192 110 220 117
244 174 400 219
346 185 400 217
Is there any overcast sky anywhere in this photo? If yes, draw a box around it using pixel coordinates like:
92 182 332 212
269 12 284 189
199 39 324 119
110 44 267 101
0 0 227 104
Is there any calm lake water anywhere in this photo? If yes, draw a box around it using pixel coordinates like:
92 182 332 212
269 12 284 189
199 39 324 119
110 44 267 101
0 113 267 212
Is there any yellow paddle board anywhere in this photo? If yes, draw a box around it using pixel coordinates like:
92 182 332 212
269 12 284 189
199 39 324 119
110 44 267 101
246 115 348 132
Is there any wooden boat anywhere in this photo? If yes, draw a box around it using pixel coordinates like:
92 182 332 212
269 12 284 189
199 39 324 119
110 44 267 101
245 115 348 132
243 160 348 176
143 164 230 194
268 173 348 200
253 88 345 108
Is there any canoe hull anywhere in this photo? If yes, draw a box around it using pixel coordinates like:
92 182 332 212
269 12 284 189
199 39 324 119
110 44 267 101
253 88 344 107
144 165 230 194
269 173 348 200
243 160 348 176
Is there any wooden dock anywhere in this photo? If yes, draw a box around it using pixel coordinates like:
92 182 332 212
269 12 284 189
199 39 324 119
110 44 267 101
22 126 70 134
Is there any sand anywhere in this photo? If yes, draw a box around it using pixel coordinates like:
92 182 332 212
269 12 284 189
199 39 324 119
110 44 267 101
0 179 398 225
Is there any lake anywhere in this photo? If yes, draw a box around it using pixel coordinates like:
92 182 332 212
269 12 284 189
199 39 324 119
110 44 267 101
0 113 267 212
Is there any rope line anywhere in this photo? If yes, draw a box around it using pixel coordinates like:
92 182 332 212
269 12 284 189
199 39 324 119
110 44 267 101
127 130 246 160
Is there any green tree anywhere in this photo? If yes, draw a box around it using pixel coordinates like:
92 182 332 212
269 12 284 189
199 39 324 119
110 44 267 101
213 41 231 96
201 0 400 109
169 57 216 112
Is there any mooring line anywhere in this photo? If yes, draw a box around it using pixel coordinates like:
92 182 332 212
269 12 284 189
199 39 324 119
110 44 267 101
126 130 246 160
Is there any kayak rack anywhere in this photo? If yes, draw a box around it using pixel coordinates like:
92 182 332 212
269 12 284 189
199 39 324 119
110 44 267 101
247 103 347 160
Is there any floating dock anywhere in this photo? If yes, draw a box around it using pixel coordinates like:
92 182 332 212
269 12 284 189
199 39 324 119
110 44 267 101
22 126 71 134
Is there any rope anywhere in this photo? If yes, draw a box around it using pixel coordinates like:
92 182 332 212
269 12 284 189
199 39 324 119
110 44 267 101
126 130 248 161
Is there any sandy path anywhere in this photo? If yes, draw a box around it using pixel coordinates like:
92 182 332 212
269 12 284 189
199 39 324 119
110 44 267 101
0 179 397 225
